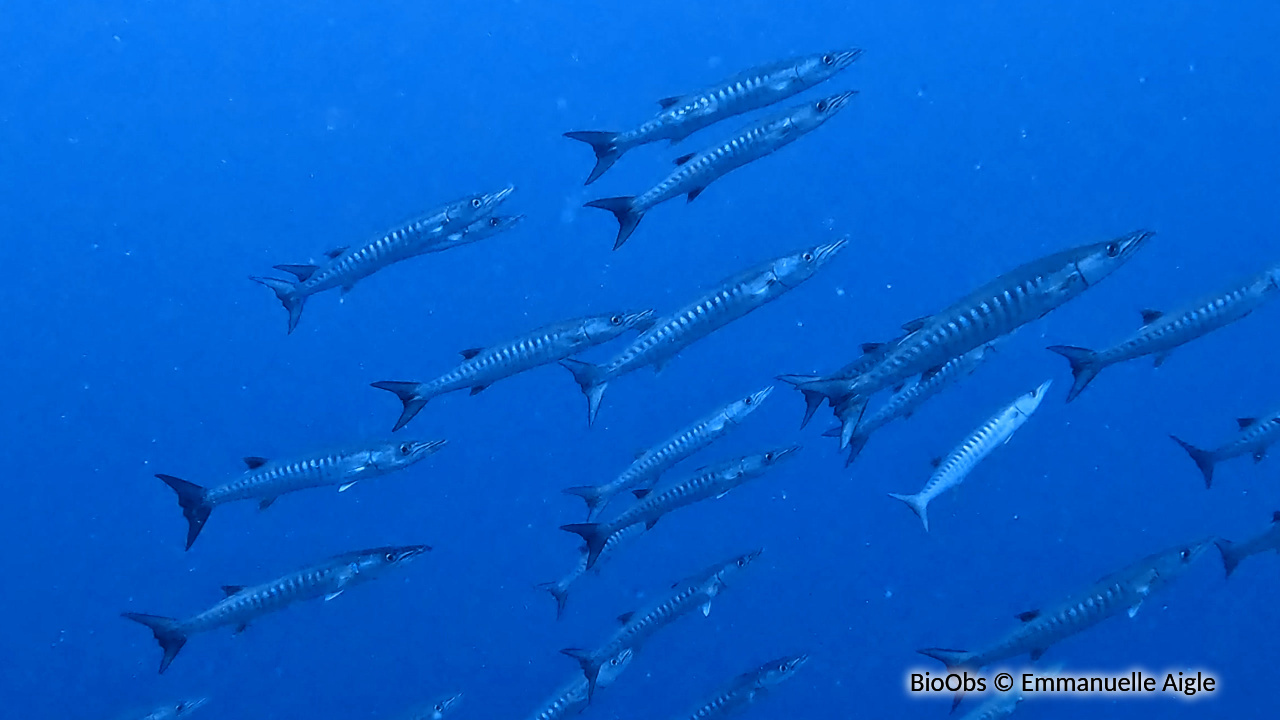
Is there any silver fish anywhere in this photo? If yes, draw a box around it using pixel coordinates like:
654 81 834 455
251 186 514 333
888 381 1051 532
956 686 1023 720
585 92 856 249
565 50 861 184
123 698 209 720
1215 511 1280 577
122 545 428 673
675 654 808 720
777 339 901 429
538 523 648 620
561 549 763 700
388 692 463 720
155 440 445 550
788 230 1154 445
1049 263 1280 401
373 310 655 431
1169 406 1280 488
562 447 799 568
563 241 845 425
562 387 773 519
523 648 635 720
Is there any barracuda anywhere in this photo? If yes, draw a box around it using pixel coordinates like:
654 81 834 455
788 230 1154 440
823 342 999 464
561 549 763 701
1215 511 1280 577
373 309 655 431
123 545 429 673
251 187 515 333
1049 263 1280 402
538 524 647 620
155 440 445 550
563 241 845 426
1169 405 1280 488
677 654 808 720
778 338 900 430
388 692 463 720
130 698 209 720
585 92 856 249
563 387 773 519
563 447 798 568
523 649 634 720
919 538 1214 674
888 381 1051 532
565 49 861 184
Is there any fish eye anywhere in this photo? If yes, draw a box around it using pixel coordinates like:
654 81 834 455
816 100 828 112
385 552 397 561
822 54 834 65
744 396 753 405
610 315 622 325
489 217 500 227
399 443 412 456
1180 548 1191 561
434 704 444 713
471 198 482 208
802 252 814 261
764 452 774 461
1106 242 1120 257
737 558 747 567
778 663 788 671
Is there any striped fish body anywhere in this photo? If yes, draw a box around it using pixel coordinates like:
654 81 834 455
388 693 464 720
524 650 634 720
957 690 1023 720
204 448 385 506
1170 406 1280 487
679 655 807 720
681 688 759 720
133 699 208 720
179 560 363 634
540 523 647 618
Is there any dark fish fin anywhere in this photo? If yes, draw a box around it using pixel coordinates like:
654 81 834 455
645 517 659 530
122 613 187 674
633 448 649 460
324 246 348 259
536 581 570 620
901 316 930 333
929 457 943 468
774 374 826 429
821 425 840 438
861 342 884 354
632 488 652 500
258 496 277 511
686 186 706 203
562 485 606 517
1169 435 1216 488
221 585 245 597
917 647 969 671
564 131 623 185
616 611 635 625
657 95 682 108
583 196 643 250
243 456 269 470
469 384 489 396
1016 610 1040 622
1029 648 1047 661
272 263 319 282
560 359 608 426
1214 538 1241 578
844 434 869 467
560 523 609 567
233 623 250 634
1238 417 1258 429
370 381 429 432
459 347 483 359
1046 345 1103 402
1273 510 1280 523
250 276 306 334
1153 351 1171 368
838 397 869 450
920 364 944 382
155 474 212 551
559 648 601 702
891 383 906 393
1139 309 1164 325
674 152 695 165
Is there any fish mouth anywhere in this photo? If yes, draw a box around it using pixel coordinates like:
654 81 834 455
819 91 858 115
787 653 811 671
832 49 864 69
483 184 516 208
1183 537 1217 563
812 237 848 264
490 214 525 231
437 693 464 713
1032 379 1054 398
749 386 774 407
176 698 210 715
392 545 432 562
767 445 802 463
622 308 657 330
1114 228 1156 256
406 439 448 459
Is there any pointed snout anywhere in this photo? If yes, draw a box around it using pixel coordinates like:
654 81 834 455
408 439 448 458
832 49 864 69
750 386 775 406
395 544 432 562
820 91 858 115
768 445 803 463
813 237 848 264
1117 228 1156 253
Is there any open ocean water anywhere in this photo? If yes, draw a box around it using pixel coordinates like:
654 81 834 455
2 2 1277 719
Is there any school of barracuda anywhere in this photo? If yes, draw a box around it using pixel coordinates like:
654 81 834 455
115 46 1280 719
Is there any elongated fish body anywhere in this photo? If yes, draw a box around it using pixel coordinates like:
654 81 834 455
1169 406 1280 488
563 387 773 519
417 213 522 255
374 310 655 431
888 381 1051 532
565 50 861 184
563 241 845 425
956 687 1023 720
388 693 463 720
539 523 647 619
919 538 1213 673
791 230 1154 438
155 440 445 550
777 338 900 429
829 342 999 463
524 649 634 720
677 654 808 720
561 550 762 700
1049 264 1280 402
563 447 798 568
586 93 856 249
1215 511 1280 577
126 698 209 720
123 545 428 673
252 186 515 333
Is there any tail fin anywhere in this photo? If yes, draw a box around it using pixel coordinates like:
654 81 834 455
1170 435 1217 488
250 276 306 334
837 397 869 449
775 374 826 429
154 475 212 550
888 492 930 532
1215 538 1242 578
584 196 643 250
537 581 570 620
560 523 611 568
844 434 870 467
1046 345 1102 403
564 131 624 185
122 612 188 674
370 381 429 432
562 484 609 520
560 647 601 702
917 647 970 671
560 359 608 427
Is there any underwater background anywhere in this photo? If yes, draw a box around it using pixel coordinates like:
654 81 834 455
2 2 1278 718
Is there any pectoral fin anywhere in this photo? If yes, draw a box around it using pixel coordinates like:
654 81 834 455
325 590 344 601
338 481 358 492
701 601 712 617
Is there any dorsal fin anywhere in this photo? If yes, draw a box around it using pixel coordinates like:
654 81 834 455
243 456 269 470
1139 309 1164 325
860 342 883 354
459 348 483 360
1238 417 1258 429
901 316 929 333
632 488 652 500
1272 511 1280 523
686 186 706 203
272 264 318 282
324 246 349 259
657 95 682 109
221 585 245 597
634 449 649 460
1017 610 1040 622
469 384 489 395
674 153 696 166
616 611 635 625
929 457 943 468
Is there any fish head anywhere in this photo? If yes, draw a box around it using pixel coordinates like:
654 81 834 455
1146 537 1216 589
422 692 463 720
784 91 858 135
440 184 516 228
709 547 765 589
771 238 847 288
740 445 802 475
596 647 636 688
1073 229 1155 285
582 309 656 342
1256 262 1280 293
369 439 447 471
169 698 209 718
724 386 774 423
795 49 863 85
347 544 432 576
1013 380 1053 415
755 653 810 687
468 213 524 239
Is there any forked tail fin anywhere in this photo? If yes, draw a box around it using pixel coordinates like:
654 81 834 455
1170 435 1217 488
122 612 188 674
250 276 306 334
1046 345 1103 403
154 474 212 550
564 131 624 185
583 196 643 250
370 381 429 432
560 359 609 427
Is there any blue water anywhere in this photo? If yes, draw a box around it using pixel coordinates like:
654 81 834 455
4 2 1277 718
